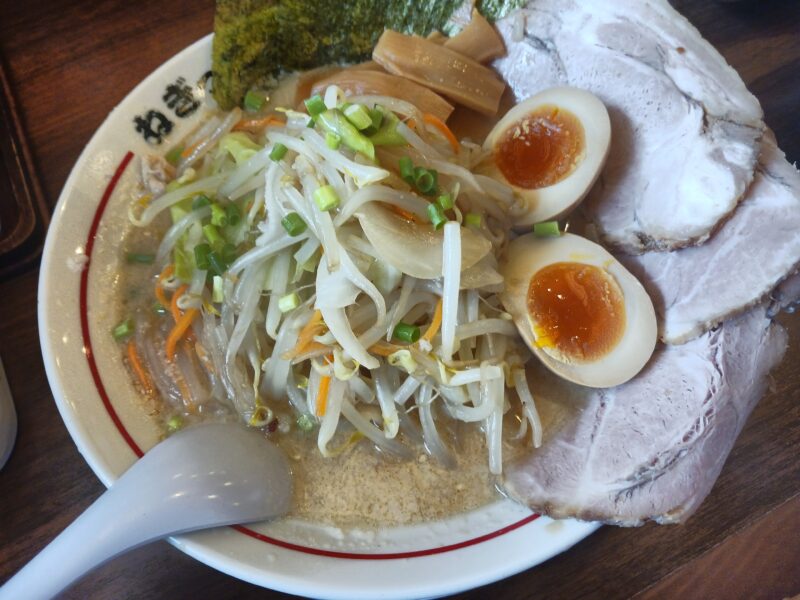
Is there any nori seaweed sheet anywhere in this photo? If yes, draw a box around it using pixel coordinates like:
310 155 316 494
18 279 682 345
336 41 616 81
212 0 524 109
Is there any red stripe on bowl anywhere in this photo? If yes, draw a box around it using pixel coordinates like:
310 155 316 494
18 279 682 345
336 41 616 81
79 150 143 458
232 512 540 559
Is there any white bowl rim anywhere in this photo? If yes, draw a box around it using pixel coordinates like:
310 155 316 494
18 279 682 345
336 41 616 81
37 33 600 600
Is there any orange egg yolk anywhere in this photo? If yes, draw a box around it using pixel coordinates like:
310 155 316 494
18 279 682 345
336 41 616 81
527 262 625 362
495 105 585 189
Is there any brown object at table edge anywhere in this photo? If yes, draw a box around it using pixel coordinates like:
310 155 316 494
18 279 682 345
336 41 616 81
0 52 49 280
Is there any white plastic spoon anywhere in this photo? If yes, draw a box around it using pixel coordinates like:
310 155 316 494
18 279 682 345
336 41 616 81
0 422 292 600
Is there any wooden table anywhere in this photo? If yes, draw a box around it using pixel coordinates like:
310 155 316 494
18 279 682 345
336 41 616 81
0 1 798 598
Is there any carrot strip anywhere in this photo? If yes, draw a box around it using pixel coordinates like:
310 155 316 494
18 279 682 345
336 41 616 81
406 118 417 131
233 116 284 132
369 341 402 356
285 341 329 361
127 340 154 395
155 287 170 311
169 284 196 343
284 310 326 359
166 308 199 362
385 203 421 223
423 113 459 154
169 283 189 323
158 264 174 281
316 375 331 417
170 284 188 323
422 298 444 343
181 141 201 159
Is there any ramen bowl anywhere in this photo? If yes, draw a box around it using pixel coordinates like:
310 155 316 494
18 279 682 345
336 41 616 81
37 34 598 599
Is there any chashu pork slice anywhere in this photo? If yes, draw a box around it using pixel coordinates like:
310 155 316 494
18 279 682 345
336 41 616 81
492 0 764 253
501 305 787 525
618 134 800 344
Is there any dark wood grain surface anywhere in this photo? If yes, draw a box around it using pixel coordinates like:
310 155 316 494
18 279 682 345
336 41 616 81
0 1 798 598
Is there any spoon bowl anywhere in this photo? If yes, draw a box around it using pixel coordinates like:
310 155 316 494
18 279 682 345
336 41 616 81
0 423 291 600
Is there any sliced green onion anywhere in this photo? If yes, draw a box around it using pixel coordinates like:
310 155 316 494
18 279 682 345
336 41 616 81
112 317 134 341
425 171 439 194
370 112 406 147
207 252 227 276
126 252 155 265
269 143 288 162
436 193 454 210
304 94 326 117
192 194 211 210
243 90 266 112
393 321 421 343
225 202 241 226
399 156 414 183
210 203 227 227
194 243 212 270
278 292 301 313
221 243 238 265
202 224 224 249
414 167 438 195
296 413 315 432
166 415 184 433
165 146 184 166
281 212 308 236
427 202 447 230
212 275 224 303
317 109 375 160
465 212 482 228
344 104 372 130
306 117 317 128
325 132 341 149
369 107 384 130
533 221 561 237
152 301 167 316
313 185 340 211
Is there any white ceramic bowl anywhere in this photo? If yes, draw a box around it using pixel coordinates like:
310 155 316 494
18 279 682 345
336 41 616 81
37 35 599 599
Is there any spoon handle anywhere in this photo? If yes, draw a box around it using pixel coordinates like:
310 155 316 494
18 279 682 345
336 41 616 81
0 423 291 599
0 481 173 600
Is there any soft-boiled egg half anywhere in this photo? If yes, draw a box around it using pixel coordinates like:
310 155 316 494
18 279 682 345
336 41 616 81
499 232 657 388
483 87 611 227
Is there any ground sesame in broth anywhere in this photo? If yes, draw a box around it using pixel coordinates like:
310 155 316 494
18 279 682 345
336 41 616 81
279 423 526 527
